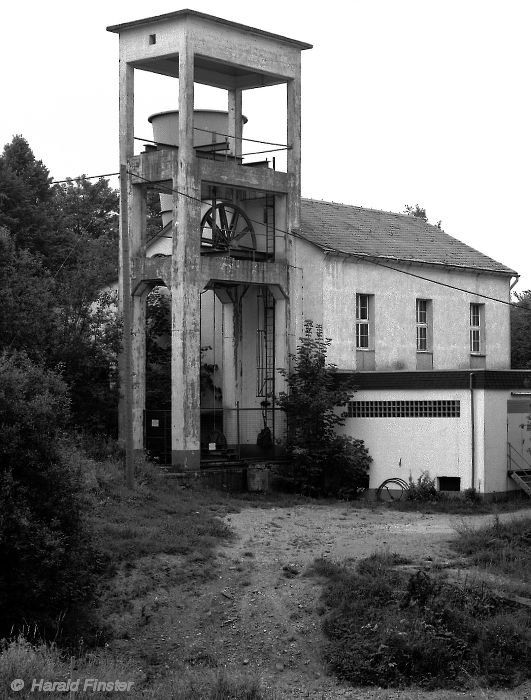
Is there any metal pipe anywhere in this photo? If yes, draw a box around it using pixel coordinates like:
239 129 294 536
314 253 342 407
469 372 476 490
236 401 241 461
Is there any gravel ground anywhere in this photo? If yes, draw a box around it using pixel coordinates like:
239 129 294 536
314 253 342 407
213 502 531 699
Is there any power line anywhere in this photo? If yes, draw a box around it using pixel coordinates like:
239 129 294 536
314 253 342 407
126 170 530 311
134 135 290 154
192 125 289 148
52 172 119 184
52 187 120 280
240 147 290 156
134 136 178 149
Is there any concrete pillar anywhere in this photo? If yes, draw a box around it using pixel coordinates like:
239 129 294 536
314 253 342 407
286 72 301 233
118 60 134 485
286 71 302 358
171 43 202 470
128 181 147 454
221 299 239 444
227 88 243 159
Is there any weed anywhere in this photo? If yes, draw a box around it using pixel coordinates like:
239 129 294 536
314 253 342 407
386 496 526 515
312 551 531 689
307 558 345 581
453 516 531 586
0 637 269 699
406 471 440 502
464 487 481 504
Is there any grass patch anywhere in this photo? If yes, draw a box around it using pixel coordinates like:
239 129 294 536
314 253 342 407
82 459 238 641
0 636 268 699
385 497 529 515
311 552 531 689
89 460 234 566
0 457 269 698
453 515 531 586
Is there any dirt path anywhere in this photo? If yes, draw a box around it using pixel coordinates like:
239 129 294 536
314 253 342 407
123 502 531 698
212 503 531 699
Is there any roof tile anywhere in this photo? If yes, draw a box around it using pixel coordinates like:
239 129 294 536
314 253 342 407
300 199 516 275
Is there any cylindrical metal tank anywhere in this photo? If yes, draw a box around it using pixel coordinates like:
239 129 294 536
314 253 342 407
149 110 248 228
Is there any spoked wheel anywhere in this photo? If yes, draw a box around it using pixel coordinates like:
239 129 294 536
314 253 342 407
200 201 256 253
376 478 410 502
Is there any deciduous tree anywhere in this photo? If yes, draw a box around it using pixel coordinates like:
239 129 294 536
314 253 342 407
277 321 371 497
511 290 531 369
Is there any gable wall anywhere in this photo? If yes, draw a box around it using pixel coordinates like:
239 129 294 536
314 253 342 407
292 239 511 371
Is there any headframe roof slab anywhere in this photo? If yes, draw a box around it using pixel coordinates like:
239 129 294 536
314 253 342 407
107 9 312 90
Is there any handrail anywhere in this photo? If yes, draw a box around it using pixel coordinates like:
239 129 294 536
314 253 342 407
507 442 531 472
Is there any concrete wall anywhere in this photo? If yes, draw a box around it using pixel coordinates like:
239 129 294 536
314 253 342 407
292 239 511 372
338 388 473 490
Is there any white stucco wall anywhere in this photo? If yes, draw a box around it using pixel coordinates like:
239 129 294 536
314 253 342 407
338 388 473 490
291 239 511 372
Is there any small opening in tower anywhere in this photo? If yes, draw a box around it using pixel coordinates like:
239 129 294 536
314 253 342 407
149 34 157 45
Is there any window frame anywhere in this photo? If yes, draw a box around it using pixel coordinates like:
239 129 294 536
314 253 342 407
415 298 433 354
356 293 371 350
416 299 429 352
469 303 485 355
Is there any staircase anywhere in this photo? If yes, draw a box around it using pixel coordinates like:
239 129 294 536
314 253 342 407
507 443 531 498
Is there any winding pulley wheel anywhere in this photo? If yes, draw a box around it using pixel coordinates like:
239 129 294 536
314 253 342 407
200 201 256 253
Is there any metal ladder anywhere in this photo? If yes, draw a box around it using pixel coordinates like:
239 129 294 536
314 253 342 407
264 194 275 260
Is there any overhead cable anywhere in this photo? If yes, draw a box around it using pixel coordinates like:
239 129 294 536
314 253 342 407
52 172 119 184
134 135 290 154
126 170 529 311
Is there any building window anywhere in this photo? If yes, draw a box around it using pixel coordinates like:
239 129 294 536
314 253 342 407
356 293 370 349
470 303 484 353
416 299 430 351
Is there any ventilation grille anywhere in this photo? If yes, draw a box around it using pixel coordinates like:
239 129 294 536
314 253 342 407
348 400 460 418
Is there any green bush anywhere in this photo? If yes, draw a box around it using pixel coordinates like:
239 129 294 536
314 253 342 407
290 436 371 498
0 352 103 644
314 554 531 689
406 471 440 502
277 321 371 497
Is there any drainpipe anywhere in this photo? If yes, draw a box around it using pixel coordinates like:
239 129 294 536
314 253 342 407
469 372 476 490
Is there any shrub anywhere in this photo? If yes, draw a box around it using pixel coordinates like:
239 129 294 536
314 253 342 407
464 486 481 503
406 471 440 502
277 321 371 497
314 553 531 689
0 352 102 644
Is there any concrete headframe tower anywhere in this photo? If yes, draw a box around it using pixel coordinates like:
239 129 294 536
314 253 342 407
107 10 311 477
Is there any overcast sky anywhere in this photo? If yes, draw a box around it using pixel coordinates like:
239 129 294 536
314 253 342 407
2 0 529 292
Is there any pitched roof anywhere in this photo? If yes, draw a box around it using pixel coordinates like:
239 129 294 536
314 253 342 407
107 9 312 49
300 199 516 276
